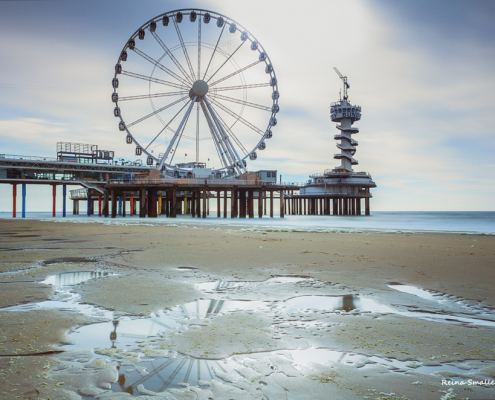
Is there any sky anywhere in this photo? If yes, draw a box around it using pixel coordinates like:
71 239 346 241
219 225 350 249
0 0 494 212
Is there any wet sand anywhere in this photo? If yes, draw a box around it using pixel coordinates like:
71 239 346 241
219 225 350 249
0 219 494 399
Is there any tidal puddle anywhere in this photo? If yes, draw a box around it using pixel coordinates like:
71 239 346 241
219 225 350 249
194 275 313 292
387 284 495 327
112 354 236 394
5 272 495 397
281 295 386 313
3 270 118 319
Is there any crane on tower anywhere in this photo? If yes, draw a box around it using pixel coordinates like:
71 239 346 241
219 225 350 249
333 67 350 101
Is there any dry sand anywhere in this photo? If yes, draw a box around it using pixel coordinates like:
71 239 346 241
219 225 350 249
0 219 494 399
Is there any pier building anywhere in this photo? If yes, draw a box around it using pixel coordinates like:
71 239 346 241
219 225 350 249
292 68 376 216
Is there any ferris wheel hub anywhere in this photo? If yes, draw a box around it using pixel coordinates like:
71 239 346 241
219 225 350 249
191 80 209 97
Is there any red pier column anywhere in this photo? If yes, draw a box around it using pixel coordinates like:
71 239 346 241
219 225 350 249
52 185 56 217
98 195 102 216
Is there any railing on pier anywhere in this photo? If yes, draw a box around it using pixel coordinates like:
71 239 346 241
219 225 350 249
0 154 58 162
0 153 147 167
69 188 89 200
109 178 296 186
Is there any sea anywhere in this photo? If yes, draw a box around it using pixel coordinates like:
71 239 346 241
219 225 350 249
1 211 493 235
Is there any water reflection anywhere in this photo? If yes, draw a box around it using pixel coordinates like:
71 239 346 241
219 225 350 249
113 356 229 393
41 271 115 287
194 276 312 292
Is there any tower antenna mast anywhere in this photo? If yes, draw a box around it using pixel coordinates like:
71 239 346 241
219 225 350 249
333 67 350 101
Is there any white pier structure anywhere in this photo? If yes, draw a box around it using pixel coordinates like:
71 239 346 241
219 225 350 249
295 69 376 216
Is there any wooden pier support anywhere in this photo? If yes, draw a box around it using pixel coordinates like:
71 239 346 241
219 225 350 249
148 188 157 217
270 190 274 218
103 191 109 217
202 189 207 218
171 188 177 218
258 189 263 218
122 193 126 217
239 189 246 218
223 190 227 218
232 189 238 218
139 188 146 218
280 190 285 218
111 189 117 218
217 191 221 218
98 195 102 217
248 189 254 218
365 197 370 216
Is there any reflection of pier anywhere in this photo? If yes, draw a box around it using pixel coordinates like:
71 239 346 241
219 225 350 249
42 271 111 287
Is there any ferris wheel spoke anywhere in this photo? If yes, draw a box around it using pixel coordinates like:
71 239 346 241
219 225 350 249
132 48 191 87
206 41 246 83
209 106 249 155
150 31 194 85
209 60 261 87
197 18 202 80
208 97 265 136
119 91 187 101
158 98 197 170
144 101 191 150
196 104 200 163
203 24 226 80
210 93 271 111
173 18 196 81
204 97 246 174
168 108 193 166
213 83 271 91
200 101 229 169
127 95 189 128
121 70 187 90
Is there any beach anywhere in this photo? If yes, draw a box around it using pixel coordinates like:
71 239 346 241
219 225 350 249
1 218 494 399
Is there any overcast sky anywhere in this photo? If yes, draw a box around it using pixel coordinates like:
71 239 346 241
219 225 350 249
0 0 494 212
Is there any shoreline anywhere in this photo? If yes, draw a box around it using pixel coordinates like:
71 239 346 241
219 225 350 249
1 212 494 236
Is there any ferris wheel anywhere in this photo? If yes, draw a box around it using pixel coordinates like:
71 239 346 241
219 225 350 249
112 9 279 177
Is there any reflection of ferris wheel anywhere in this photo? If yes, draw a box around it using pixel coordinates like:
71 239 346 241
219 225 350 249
112 9 279 177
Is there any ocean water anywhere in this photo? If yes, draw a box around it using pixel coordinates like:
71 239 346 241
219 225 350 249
0 211 493 234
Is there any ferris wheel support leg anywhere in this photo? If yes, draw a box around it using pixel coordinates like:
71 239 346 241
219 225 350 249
158 98 197 171
204 98 246 175
200 100 230 168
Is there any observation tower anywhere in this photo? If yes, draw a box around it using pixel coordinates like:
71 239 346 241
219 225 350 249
297 68 376 216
